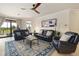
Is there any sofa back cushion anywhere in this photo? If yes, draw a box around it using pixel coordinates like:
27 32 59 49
22 30 30 37
74 35 79 43
68 32 79 44
15 32 21 36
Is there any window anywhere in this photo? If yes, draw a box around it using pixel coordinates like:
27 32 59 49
1 22 17 28
0 21 17 37
26 21 32 31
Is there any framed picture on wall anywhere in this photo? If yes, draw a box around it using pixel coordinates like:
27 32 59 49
41 18 57 27
49 18 57 27
41 20 49 27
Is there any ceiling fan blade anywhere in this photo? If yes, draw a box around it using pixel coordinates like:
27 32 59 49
31 3 41 14
32 3 41 9
33 9 40 14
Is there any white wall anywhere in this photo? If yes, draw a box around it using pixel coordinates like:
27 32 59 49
70 9 79 33
19 18 34 32
0 17 4 26
20 9 79 34
16 19 22 28
32 9 71 33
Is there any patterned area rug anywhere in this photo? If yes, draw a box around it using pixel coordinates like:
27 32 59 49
5 39 55 56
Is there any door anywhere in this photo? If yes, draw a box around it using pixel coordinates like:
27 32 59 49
0 20 17 37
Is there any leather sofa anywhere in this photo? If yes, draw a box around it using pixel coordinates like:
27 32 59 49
34 30 58 42
13 29 30 41
53 32 79 54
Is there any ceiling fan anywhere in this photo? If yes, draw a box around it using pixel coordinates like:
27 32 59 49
31 3 41 14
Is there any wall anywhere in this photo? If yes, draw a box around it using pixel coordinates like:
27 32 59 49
32 9 71 33
16 19 22 28
16 9 79 34
19 18 34 32
0 17 4 26
70 9 79 33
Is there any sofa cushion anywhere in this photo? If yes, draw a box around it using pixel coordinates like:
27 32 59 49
60 34 72 41
46 31 52 36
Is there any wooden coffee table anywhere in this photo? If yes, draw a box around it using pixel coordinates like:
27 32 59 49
26 35 39 48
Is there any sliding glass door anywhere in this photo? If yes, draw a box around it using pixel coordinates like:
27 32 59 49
0 20 17 38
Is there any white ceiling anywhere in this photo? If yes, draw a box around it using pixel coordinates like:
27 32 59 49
0 3 79 19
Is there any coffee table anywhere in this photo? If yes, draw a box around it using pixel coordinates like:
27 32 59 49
26 35 39 48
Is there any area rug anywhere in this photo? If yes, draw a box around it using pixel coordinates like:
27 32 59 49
5 40 55 56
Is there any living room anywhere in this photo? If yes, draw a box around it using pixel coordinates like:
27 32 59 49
0 3 79 56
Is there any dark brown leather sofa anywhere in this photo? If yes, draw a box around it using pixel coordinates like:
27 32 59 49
53 32 79 54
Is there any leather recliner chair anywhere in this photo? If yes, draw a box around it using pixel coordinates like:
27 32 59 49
13 29 30 41
53 32 79 54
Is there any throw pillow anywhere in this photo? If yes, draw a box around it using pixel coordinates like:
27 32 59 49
60 34 72 41
46 31 52 36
